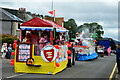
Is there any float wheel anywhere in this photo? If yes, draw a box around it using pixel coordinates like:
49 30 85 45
67 55 72 67
72 49 75 65
75 50 79 61
67 49 72 67
67 44 75 67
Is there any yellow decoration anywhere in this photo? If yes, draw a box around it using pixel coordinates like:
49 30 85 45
61 46 63 59
14 44 68 75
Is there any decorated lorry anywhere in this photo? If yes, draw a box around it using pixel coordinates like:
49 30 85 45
11 17 75 75
73 32 98 61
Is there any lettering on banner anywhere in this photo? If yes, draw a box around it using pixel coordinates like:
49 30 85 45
18 44 31 62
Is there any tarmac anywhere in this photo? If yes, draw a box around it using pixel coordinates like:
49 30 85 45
0 51 120 79
115 69 120 80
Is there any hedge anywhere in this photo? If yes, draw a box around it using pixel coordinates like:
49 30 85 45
0 34 19 48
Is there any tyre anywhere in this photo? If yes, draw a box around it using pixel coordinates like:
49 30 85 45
75 50 78 61
67 58 72 67
67 44 75 67
67 48 72 67
72 49 75 65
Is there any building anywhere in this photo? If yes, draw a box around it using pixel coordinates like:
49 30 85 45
43 17 64 26
0 7 36 37
0 8 24 37
2 8 33 22
0 7 64 38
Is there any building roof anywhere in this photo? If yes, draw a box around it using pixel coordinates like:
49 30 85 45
2 8 33 22
25 14 33 21
0 8 24 22
2 8 18 16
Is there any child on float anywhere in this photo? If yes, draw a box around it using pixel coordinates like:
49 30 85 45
26 33 30 43
55 38 60 45
59 33 64 44
39 34 50 54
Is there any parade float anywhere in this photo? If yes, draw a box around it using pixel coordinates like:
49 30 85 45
73 30 98 61
10 17 75 75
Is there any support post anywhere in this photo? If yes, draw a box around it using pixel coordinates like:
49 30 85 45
21 29 22 42
50 30 53 45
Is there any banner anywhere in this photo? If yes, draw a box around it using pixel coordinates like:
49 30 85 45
18 44 31 62
56 45 68 63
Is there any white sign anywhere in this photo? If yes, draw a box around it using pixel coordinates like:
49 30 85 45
41 45 57 62
18 44 31 61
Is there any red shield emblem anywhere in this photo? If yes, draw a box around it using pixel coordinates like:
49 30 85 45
44 49 54 62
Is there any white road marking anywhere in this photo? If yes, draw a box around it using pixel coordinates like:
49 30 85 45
98 57 104 59
6 74 24 78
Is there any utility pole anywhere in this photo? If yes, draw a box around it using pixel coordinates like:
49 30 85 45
52 0 53 11
51 0 55 22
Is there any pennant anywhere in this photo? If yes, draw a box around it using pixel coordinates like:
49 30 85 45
49 11 53 15
49 10 55 17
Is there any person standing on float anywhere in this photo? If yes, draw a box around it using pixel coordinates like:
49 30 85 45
30 31 39 55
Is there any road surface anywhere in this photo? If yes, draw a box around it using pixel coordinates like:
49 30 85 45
1 54 116 79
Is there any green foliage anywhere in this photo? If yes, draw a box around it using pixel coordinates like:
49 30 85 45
64 18 78 37
78 22 104 41
64 19 104 40
0 34 18 46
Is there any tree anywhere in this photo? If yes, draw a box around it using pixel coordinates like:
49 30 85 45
64 18 78 37
78 22 104 41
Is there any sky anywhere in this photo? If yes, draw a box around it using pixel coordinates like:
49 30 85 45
0 0 119 41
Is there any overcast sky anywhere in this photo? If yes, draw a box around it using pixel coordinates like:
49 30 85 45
0 0 119 41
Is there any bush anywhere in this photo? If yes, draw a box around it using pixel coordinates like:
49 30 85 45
0 34 19 48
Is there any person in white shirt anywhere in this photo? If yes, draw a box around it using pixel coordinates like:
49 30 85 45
1 43 8 59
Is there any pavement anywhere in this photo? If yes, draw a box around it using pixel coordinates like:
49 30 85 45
117 75 120 80
0 54 117 80
114 69 120 80
116 74 120 80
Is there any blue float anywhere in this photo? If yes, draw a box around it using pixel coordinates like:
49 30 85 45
77 53 98 61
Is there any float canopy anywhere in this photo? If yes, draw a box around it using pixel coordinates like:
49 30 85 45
20 17 67 32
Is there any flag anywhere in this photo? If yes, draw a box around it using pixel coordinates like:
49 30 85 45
49 11 53 15
49 10 55 17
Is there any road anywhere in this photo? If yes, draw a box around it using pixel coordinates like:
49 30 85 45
1 54 117 79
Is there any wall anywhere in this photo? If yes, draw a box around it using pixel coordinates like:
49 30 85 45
0 21 2 34
1 21 21 37
43 17 64 26
2 21 12 35
55 17 64 26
